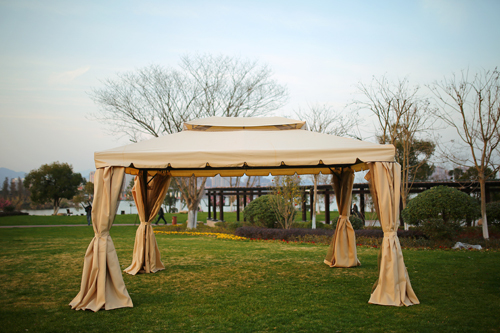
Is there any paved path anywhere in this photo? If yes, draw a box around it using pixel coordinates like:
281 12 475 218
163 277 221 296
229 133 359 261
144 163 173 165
0 224 139 228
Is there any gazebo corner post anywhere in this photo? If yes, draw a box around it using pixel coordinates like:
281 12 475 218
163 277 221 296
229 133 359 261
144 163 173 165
365 162 419 307
324 167 360 268
70 167 133 311
124 171 170 276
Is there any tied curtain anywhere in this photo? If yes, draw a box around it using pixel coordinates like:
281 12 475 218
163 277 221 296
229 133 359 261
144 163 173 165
70 167 133 311
365 162 419 306
324 167 361 268
124 171 171 275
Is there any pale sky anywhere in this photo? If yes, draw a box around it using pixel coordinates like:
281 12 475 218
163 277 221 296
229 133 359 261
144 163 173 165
1 0 499 174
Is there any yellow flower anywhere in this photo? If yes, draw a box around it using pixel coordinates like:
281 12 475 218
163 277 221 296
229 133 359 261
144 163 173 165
154 230 247 241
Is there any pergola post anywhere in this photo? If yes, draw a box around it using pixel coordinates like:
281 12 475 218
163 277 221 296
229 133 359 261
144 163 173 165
219 190 224 222
360 189 365 220
213 192 217 221
236 192 240 222
302 190 307 221
325 189 330 224
207 190 212 220
243 191 247 221
309 189 314 221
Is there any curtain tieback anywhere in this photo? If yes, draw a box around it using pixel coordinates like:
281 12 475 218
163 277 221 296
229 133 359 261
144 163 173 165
95 231 110 238
140 221 151 225
338 215 348 219
384 231 398 238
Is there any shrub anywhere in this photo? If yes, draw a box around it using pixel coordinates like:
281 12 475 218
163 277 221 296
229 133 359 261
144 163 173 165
243 195 278 228
486 201 500 226
0 198 13 212
402 186 480 240
402 186 479 225
214 221 246 231
290 221 334 230
235 226 334 241
419 218 462 240
331 216 364 230
234 226 424 243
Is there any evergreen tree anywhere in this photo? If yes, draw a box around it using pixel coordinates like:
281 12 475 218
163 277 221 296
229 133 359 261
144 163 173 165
1 177 8 198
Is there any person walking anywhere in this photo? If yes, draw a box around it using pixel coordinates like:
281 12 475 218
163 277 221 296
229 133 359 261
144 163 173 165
155 207 167 225
84 202 92 226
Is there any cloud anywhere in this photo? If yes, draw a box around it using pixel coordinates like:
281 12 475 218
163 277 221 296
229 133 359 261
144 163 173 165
48 66 90 84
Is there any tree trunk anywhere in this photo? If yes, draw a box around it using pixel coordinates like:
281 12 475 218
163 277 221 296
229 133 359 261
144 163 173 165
53 198 60 215
187 209 198 229
179 176 207 230
479 176 490 239
312 174 318 229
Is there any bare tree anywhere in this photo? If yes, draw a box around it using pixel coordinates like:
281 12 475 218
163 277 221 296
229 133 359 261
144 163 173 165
90 54 288 229
353 76 435 229
180 54 288 118
429 68 500 239
295 103 362 229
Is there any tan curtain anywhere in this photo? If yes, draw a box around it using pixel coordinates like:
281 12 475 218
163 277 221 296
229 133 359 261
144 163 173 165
365 162 419 306
70 167 133 311
324 167 361 268
124 171 171 275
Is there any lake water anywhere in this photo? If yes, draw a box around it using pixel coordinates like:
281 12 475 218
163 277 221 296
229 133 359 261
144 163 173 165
22 196 340 216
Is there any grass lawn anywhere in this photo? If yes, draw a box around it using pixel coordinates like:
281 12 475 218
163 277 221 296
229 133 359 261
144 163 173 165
0 223 499 332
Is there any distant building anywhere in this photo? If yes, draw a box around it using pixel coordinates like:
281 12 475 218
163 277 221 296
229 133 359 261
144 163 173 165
430 166 451 181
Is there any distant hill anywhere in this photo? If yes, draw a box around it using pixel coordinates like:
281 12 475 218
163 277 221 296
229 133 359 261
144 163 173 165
0 168 26 180
0 167 95 181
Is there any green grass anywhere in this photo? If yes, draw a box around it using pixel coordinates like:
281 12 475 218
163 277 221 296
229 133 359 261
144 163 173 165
0 224 499 332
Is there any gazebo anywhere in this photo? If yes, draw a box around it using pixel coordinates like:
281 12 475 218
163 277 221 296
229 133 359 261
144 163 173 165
70 116 419 311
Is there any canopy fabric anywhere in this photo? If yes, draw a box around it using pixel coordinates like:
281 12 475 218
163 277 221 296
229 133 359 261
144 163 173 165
365 162 419 306
183 116 307 131
94 116 396 174
70 167 133 311
324 168 361 268
124 172 171 275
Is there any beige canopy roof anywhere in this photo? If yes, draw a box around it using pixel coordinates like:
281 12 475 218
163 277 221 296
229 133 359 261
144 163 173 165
95 116 395 177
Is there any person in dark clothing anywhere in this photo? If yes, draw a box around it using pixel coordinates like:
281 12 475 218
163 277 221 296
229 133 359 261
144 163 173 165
155 207 167 225
352 203 359 215
351 203 364 222
84 202 92 226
